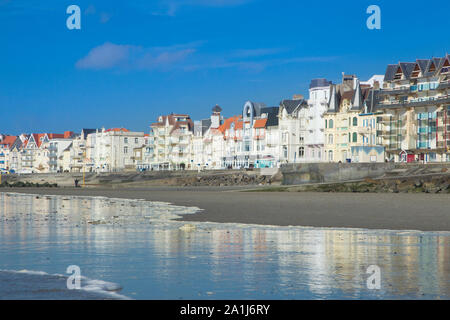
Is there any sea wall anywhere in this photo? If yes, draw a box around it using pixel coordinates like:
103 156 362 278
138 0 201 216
0 168 281 187
281 162 450 185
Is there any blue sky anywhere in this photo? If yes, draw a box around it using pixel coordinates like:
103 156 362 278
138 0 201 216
1 0 449 134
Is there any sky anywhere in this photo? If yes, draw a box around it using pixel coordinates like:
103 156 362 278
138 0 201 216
1 0 449 134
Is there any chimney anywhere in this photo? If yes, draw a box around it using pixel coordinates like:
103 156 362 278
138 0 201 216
293 94 304 100
373 81 380 90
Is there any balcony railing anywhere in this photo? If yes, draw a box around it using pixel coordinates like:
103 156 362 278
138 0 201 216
377 94 450 108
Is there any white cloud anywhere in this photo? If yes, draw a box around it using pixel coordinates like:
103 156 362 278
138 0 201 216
76 43 134 70
76 42 338 73
76 42 199 71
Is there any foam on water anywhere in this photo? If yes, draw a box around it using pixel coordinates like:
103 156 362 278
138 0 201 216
0 269 130 300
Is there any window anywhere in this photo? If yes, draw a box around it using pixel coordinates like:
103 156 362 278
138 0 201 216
244 141 250 152
124 146 128 154
353 117 358 126
328 134 333 144
299 147 305 158
124 138 128 144
352 132 357 143
135 138 138 144
299 135 304 144
283 146 288 158
329 119 334 128
325 119 328 128
328 150 333 161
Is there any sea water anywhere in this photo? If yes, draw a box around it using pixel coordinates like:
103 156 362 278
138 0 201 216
0 192 449 299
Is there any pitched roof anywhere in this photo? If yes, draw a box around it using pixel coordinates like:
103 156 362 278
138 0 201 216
218 116 242 133
0 135 17 148
261 106 279 127
399 62 416 78
253 119 267 128
327 84 341 113
280 99 307 115
151 114 194 133
105 128 129 132
385 54 450 80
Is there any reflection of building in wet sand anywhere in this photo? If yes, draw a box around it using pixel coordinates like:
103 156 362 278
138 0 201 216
0 192 449 299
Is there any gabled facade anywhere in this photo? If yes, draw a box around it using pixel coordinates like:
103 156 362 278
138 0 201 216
0 135 17 172
218 101 280 169
377 54 450 162
42 131 75 172
324 75 385 162
278 98 309 163
148 114 195 170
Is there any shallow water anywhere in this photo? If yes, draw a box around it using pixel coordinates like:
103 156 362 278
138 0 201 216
0 192 449 299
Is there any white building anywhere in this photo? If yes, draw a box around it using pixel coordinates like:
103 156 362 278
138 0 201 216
88 128 146 172
43 132 75 173
148 114 195 170
278 79 331 163
218 101 280 169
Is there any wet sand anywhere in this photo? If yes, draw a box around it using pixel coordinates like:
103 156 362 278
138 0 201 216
2 187 450 231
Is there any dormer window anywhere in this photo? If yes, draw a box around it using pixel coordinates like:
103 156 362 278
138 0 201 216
441 59 450 74
394 66 403 80
429 62 436 73
411 65 421 78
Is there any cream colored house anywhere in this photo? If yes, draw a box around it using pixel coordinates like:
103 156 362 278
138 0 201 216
324 75 385 162
88 128 146 172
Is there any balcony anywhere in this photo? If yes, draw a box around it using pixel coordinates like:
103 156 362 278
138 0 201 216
377 94 450 109
380 86 410 95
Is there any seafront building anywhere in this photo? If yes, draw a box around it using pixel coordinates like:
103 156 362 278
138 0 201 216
217 101 280 169
1 52 449 174
148 114 195 170
376 54 450 162
278 78 331 164
0 135 17 172
42 132 75 173
89 128 146 172
66 129 98 173
324 74 385 163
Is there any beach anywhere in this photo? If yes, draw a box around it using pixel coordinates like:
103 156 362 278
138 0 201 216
3 187 450 231
1 189 449 299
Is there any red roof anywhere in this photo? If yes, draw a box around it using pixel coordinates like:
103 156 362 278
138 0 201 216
106 128 129 132
218 116 242 133
0 135 17 148
32 134 46 147
253 119 267 128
